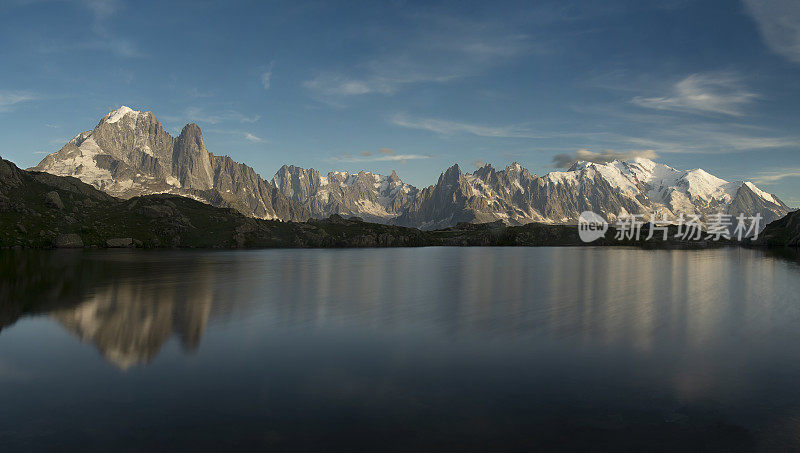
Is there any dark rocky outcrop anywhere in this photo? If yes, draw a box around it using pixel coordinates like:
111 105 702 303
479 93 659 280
757 210 800 247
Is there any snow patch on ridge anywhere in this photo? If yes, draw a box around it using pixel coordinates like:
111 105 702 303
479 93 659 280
744 181 777 204
104 106 142 124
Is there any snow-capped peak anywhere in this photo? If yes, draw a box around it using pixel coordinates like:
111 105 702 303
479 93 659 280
627 157 658 172
743 181 777 204
103 106 142 124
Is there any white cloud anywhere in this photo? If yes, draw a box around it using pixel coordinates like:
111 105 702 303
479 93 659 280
390 113 546 138
743 0 800 64
0 91 37 112
632 72 759 116
244 133 263 143
551 149 658 168
261 61 275 90
185 107 260 124
303 59 465 100
304 74 397 97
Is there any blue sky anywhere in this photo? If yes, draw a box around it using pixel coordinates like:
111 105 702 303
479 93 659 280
1 0 799 205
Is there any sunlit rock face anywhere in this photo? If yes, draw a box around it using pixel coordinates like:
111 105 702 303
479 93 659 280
395 159 790 230
33 107 309 221
272 165 418 223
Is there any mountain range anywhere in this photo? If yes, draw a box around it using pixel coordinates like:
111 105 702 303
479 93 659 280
34 107 309 221
33 106 791 229
2 154 794 249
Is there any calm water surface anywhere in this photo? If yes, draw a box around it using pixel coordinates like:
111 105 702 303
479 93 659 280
2 247 800 451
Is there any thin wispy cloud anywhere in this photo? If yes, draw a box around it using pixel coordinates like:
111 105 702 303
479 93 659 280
304 14 541 103
621 125 800 154
573 82 800 155
0 91 37 112
304 73 401 97
261 61 275 90
188 88 213 99
391 114 546 138
743 0 800 64
185 107 260 124
752 168 800 183
207 128 267 143
80 0 122 25
332 148 429 164
631 72 759 116
33 0 146 58
39 38 145 58
81 0 146 58
551 149 658 168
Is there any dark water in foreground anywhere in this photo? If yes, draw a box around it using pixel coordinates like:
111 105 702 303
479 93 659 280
1 247 800 451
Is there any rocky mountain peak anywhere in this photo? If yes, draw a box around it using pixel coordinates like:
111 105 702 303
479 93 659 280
441 163 463 184
173 123 213 190
97 106 156 132
473 164 496 180
102 106 141 123
177 123 203 141
32 107 309 221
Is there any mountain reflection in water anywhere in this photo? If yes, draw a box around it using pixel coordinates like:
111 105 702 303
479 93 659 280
1 247 800 450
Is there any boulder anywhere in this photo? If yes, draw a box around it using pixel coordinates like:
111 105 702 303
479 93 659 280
54 233 83 248
138 204 174 218
44 191 64 210
106 237 133 248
